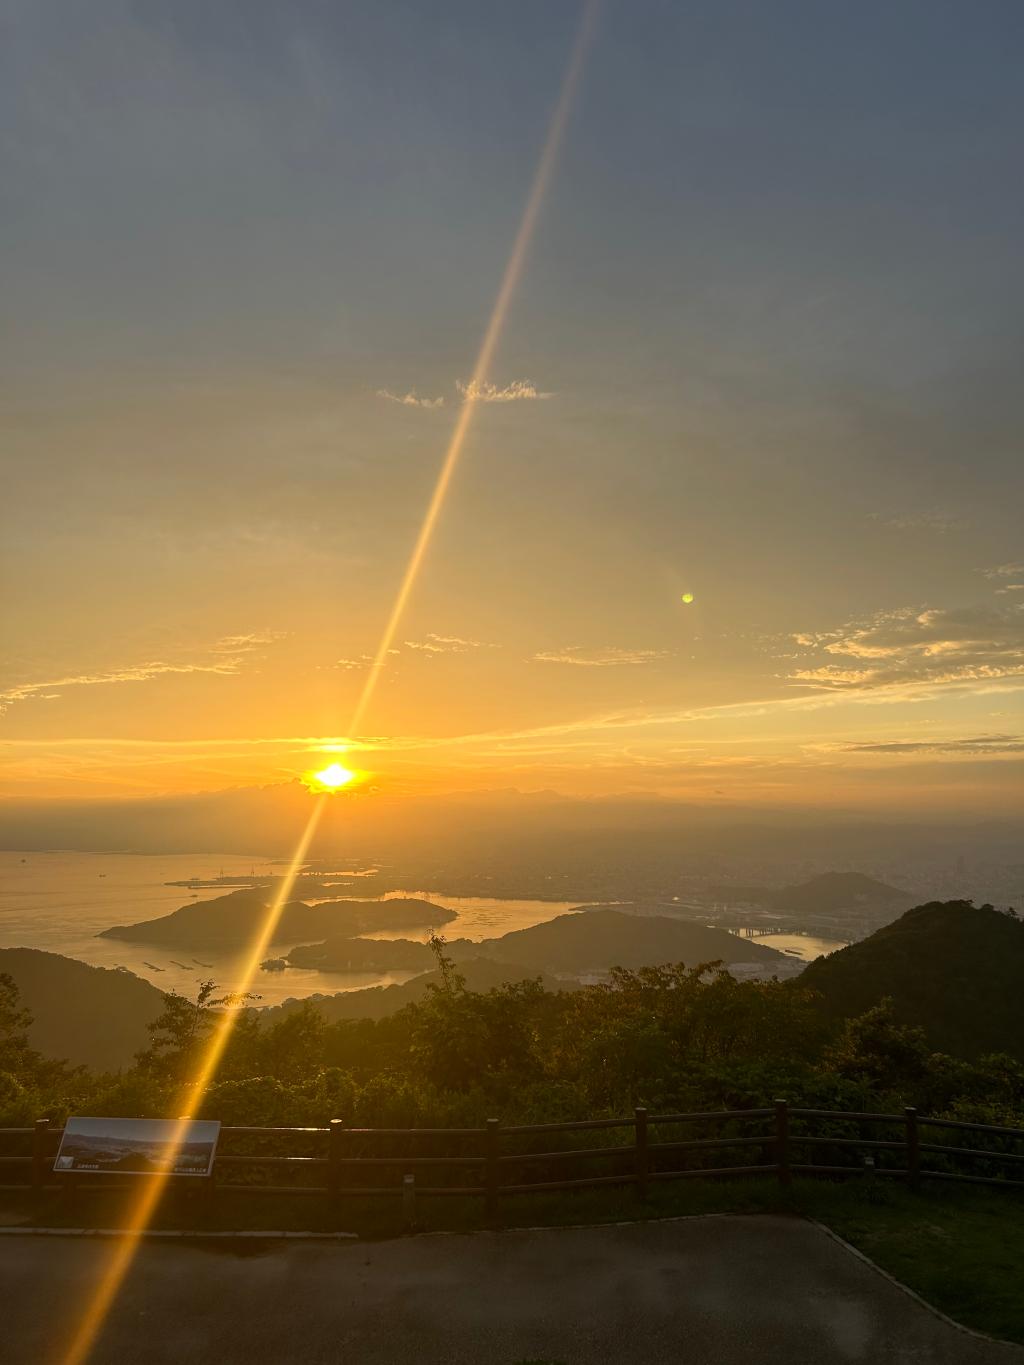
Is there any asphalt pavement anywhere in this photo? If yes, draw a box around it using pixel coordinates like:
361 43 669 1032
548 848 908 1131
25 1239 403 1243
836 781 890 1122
3 1215 1021 1364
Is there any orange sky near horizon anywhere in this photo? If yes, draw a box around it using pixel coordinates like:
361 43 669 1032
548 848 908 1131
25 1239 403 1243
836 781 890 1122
3 3 1024 816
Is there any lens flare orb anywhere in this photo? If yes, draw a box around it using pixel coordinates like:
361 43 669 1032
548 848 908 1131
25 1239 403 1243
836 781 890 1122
681 592 694 604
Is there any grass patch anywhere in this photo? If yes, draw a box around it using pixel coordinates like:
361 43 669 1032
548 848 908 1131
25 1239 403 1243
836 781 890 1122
4 1176 1023 1343
792 1178 1024 1346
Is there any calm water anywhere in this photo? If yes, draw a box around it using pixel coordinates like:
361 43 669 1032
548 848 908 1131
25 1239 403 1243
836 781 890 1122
727 931 845 962
0 852 844 1003
0 853 596 1004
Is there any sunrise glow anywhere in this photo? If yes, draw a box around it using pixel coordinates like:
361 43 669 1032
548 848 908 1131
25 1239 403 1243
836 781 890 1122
310 762 355 790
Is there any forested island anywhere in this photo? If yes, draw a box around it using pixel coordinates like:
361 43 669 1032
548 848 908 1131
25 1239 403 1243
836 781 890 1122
99 887 456 949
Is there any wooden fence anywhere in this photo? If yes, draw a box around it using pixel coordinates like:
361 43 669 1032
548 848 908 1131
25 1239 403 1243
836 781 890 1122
2 1103 1023 1225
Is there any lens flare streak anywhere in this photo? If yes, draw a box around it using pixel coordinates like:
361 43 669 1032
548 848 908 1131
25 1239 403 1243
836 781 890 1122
56 5 599 1360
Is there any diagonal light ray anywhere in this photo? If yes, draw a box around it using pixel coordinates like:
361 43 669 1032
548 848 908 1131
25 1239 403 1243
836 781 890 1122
348 0 599 739
55 5 599 1361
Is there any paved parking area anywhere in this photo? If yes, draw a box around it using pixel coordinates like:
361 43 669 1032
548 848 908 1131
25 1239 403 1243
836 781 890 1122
3 1215 1021 1364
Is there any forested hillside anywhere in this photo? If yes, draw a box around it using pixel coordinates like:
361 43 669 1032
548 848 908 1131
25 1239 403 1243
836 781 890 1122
800 901 1024 1059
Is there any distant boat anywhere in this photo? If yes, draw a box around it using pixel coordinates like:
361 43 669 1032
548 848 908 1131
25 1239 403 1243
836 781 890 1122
142 961 165 972
170 961 190 969
192 958 214 968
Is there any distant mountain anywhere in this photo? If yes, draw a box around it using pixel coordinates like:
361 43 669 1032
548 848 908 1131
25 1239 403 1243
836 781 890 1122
0 949 165 1070
448 910 787 976
799 900 1024 1060
100 888 456 948
767 872 917 916
712 871 916 922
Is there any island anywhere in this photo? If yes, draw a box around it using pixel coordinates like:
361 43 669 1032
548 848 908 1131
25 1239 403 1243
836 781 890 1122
99 886 457 949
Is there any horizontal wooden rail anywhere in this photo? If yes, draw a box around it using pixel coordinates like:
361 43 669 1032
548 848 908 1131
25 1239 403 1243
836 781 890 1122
649 1108 773 1124
503 1117 634 1135
649 1135 768 1154
222 1125 329 1136
788 1136 906 1151
789 1109 906 1123
498 1145 633 1164
331 1155 485 1167
4 1105 1023 1219
917 1116 1024 1138
215 1155 328 1167
920 1170 1024 1189
342 1126 488 1137
918 1142 1024 1163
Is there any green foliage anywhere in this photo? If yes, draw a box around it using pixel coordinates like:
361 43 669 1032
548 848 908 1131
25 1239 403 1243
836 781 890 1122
5 912 1024 1134
801 900 1024 1060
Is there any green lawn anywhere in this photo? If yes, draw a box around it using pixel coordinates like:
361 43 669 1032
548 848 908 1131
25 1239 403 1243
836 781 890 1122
4 1175 1023 1344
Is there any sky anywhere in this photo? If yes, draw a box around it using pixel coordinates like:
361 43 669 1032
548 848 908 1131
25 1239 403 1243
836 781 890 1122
2 0 1023 814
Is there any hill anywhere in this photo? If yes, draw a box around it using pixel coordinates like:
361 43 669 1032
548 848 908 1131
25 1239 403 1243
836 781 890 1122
799 900 1024 1059
712 871 915 919
766 872 916 918
284 937 435 972
449 910 787 976
0 949 165 1070
99 888 456 948
268 957 568 1022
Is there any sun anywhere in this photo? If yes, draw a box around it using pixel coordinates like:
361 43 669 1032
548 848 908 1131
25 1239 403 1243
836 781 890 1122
310 762 355 791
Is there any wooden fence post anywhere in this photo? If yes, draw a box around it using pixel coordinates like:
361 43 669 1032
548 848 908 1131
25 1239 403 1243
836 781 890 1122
485 1118 501 1228
31 1118 50 1197
329 1118 345 1206
904 1106 920 1191
774 1099 791 1188
634 1106 649 1200
402 1173 417 1231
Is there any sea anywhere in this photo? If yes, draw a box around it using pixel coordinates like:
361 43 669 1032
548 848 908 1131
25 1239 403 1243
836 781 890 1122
0 850 846 1006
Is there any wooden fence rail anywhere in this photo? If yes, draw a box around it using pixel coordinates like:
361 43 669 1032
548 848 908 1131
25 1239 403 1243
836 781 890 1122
2 1104 1023 1225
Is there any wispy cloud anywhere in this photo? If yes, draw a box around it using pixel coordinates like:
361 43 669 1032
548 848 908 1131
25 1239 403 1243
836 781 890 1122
457 378 552 403
837 735 1024 755
0 634 283 713
870 508 965 533
533 647 669 668
403 633 496 655
791 605 1024 691
376 388 445 409
980 562 1024 595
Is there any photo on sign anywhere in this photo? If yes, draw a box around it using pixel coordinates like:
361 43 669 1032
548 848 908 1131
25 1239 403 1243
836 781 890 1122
54 1116 221 1177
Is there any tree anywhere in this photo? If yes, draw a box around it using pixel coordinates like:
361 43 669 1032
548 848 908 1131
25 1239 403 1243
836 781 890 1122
0 973 34 1074
136 980 257 1087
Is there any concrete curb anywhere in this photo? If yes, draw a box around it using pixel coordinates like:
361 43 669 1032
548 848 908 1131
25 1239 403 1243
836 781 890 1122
808 1218 1024 1355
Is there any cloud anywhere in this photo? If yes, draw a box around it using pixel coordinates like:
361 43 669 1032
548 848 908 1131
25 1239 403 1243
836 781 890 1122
376 389 445 409
403 633 495 655
532 647 669 668
210 632 284 653
0 634 282 712
979 563 1024 596
839 735 1024 755
791 605 1024 691
378 379 552 408
456 379 551 403
870 508 964 533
